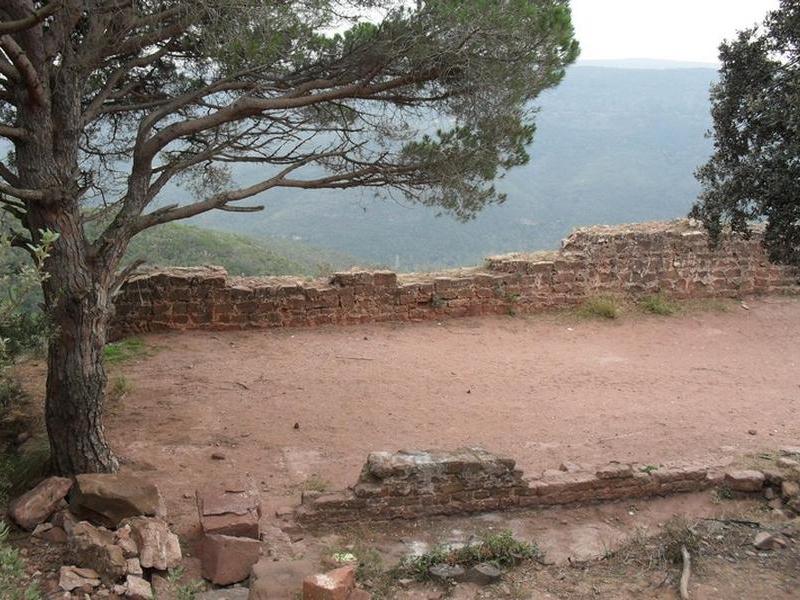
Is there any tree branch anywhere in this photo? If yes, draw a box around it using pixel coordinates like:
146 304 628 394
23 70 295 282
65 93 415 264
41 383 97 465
0 180 45 201
0 1 62 35
0 123 28 140
0 35 45 106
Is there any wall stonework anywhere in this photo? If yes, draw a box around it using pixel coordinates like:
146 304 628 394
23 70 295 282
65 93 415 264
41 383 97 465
294 448 775 526
112 220 799 336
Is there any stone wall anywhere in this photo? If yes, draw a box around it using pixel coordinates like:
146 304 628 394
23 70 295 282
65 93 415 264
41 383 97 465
294 447 774 526
112 220 799 336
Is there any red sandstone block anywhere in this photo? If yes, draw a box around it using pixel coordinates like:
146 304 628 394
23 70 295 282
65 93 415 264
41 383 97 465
303 565 356 600
200 533 260 585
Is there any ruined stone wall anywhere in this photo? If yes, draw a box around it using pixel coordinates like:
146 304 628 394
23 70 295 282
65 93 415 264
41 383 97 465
294 448 774 526
112 220 799 336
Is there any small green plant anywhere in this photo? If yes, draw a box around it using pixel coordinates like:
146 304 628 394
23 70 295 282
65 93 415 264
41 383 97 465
430 295 445 309
393 530 539 581
301 474 328 493
715 486 734 500
165 567 204 600
107 375 133 404
578 296 620 319
639 465 658 474
0 520 41 600
104 338 151 364
639 293 678 316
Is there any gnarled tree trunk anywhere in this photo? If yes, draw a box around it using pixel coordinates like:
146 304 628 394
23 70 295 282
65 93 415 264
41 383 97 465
28 203 120 475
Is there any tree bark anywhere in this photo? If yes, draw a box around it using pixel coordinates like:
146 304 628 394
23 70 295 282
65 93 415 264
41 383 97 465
44 282 119 475
29 205 120 475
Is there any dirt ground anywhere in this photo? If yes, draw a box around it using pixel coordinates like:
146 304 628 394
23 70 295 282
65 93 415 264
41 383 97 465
11 295 800 598
64 295 799 533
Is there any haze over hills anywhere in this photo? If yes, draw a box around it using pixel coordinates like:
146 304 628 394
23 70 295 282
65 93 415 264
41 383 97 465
179 63 718 271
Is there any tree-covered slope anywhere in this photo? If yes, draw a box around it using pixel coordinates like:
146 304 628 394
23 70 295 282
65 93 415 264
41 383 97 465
122 223 360 277
184 65 718 270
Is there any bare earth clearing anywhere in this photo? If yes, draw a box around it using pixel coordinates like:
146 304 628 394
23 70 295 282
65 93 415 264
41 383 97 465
86 296 800 531
16 296 800 597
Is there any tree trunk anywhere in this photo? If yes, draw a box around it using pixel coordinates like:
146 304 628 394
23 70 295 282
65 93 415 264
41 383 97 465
44 288 119 475
31 207 120 475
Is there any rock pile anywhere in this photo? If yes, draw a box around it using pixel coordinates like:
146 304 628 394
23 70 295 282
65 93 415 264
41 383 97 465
7 473 180 599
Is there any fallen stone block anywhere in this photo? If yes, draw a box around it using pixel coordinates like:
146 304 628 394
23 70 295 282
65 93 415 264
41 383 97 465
249 558 318 600
596 462 633 480
123 516 182 571
200 533 261 585
197 590 250 600
114 524 140 558
723 470 765 492
428 563 466 583
464 562 502 585
68 521 128 583
70 473 165 528
126 574 154 600
753 531 789 550
781 480 800 501
196 482 261 539
9 476 73 530
303 564 356 600
59 566 101 592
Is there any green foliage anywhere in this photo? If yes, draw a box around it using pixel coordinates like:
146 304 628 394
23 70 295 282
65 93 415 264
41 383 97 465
692 0 800 265
0 521 41 600
0 439 51 509
578 296 620 320
393 530 539 581
165 566 204 600
639 294 678 316
0 228 57 363
103 339 151 365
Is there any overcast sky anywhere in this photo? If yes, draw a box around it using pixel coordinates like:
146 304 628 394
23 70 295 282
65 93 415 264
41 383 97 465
570 0 780 64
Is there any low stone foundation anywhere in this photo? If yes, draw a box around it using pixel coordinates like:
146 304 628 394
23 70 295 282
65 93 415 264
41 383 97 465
294 448 780 526
111 220 799 336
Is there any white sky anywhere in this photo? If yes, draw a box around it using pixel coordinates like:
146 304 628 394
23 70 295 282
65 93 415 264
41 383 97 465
570 0 780 64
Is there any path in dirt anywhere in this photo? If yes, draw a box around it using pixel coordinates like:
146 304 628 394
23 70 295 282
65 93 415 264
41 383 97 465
100 296 800 532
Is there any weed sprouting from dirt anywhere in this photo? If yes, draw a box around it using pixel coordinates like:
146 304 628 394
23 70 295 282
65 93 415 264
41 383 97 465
578 296 620 320
393 530 540 581
107 375 133 405
608 517 701 571
166 566 204 600
0 520 41 600
639 294 679 316
301 474 329 493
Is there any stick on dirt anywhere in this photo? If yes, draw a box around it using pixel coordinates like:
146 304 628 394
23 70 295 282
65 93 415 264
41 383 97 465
680 545 691 600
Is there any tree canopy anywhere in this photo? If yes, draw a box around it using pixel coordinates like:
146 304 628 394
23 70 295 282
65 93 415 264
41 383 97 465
0 0 579 474
692 0 800 265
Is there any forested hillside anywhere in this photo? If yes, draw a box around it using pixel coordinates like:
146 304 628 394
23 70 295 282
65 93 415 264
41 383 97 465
182 65 717 270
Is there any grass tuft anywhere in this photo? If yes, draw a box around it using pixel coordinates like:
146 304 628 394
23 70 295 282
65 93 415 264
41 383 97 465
104 338 150 364
578 296 620 320
393 530 540 581
301 474 328 493
639 294 678 316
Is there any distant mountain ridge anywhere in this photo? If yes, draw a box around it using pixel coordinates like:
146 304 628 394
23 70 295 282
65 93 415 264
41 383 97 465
577 58 719 70
182 64 718 270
